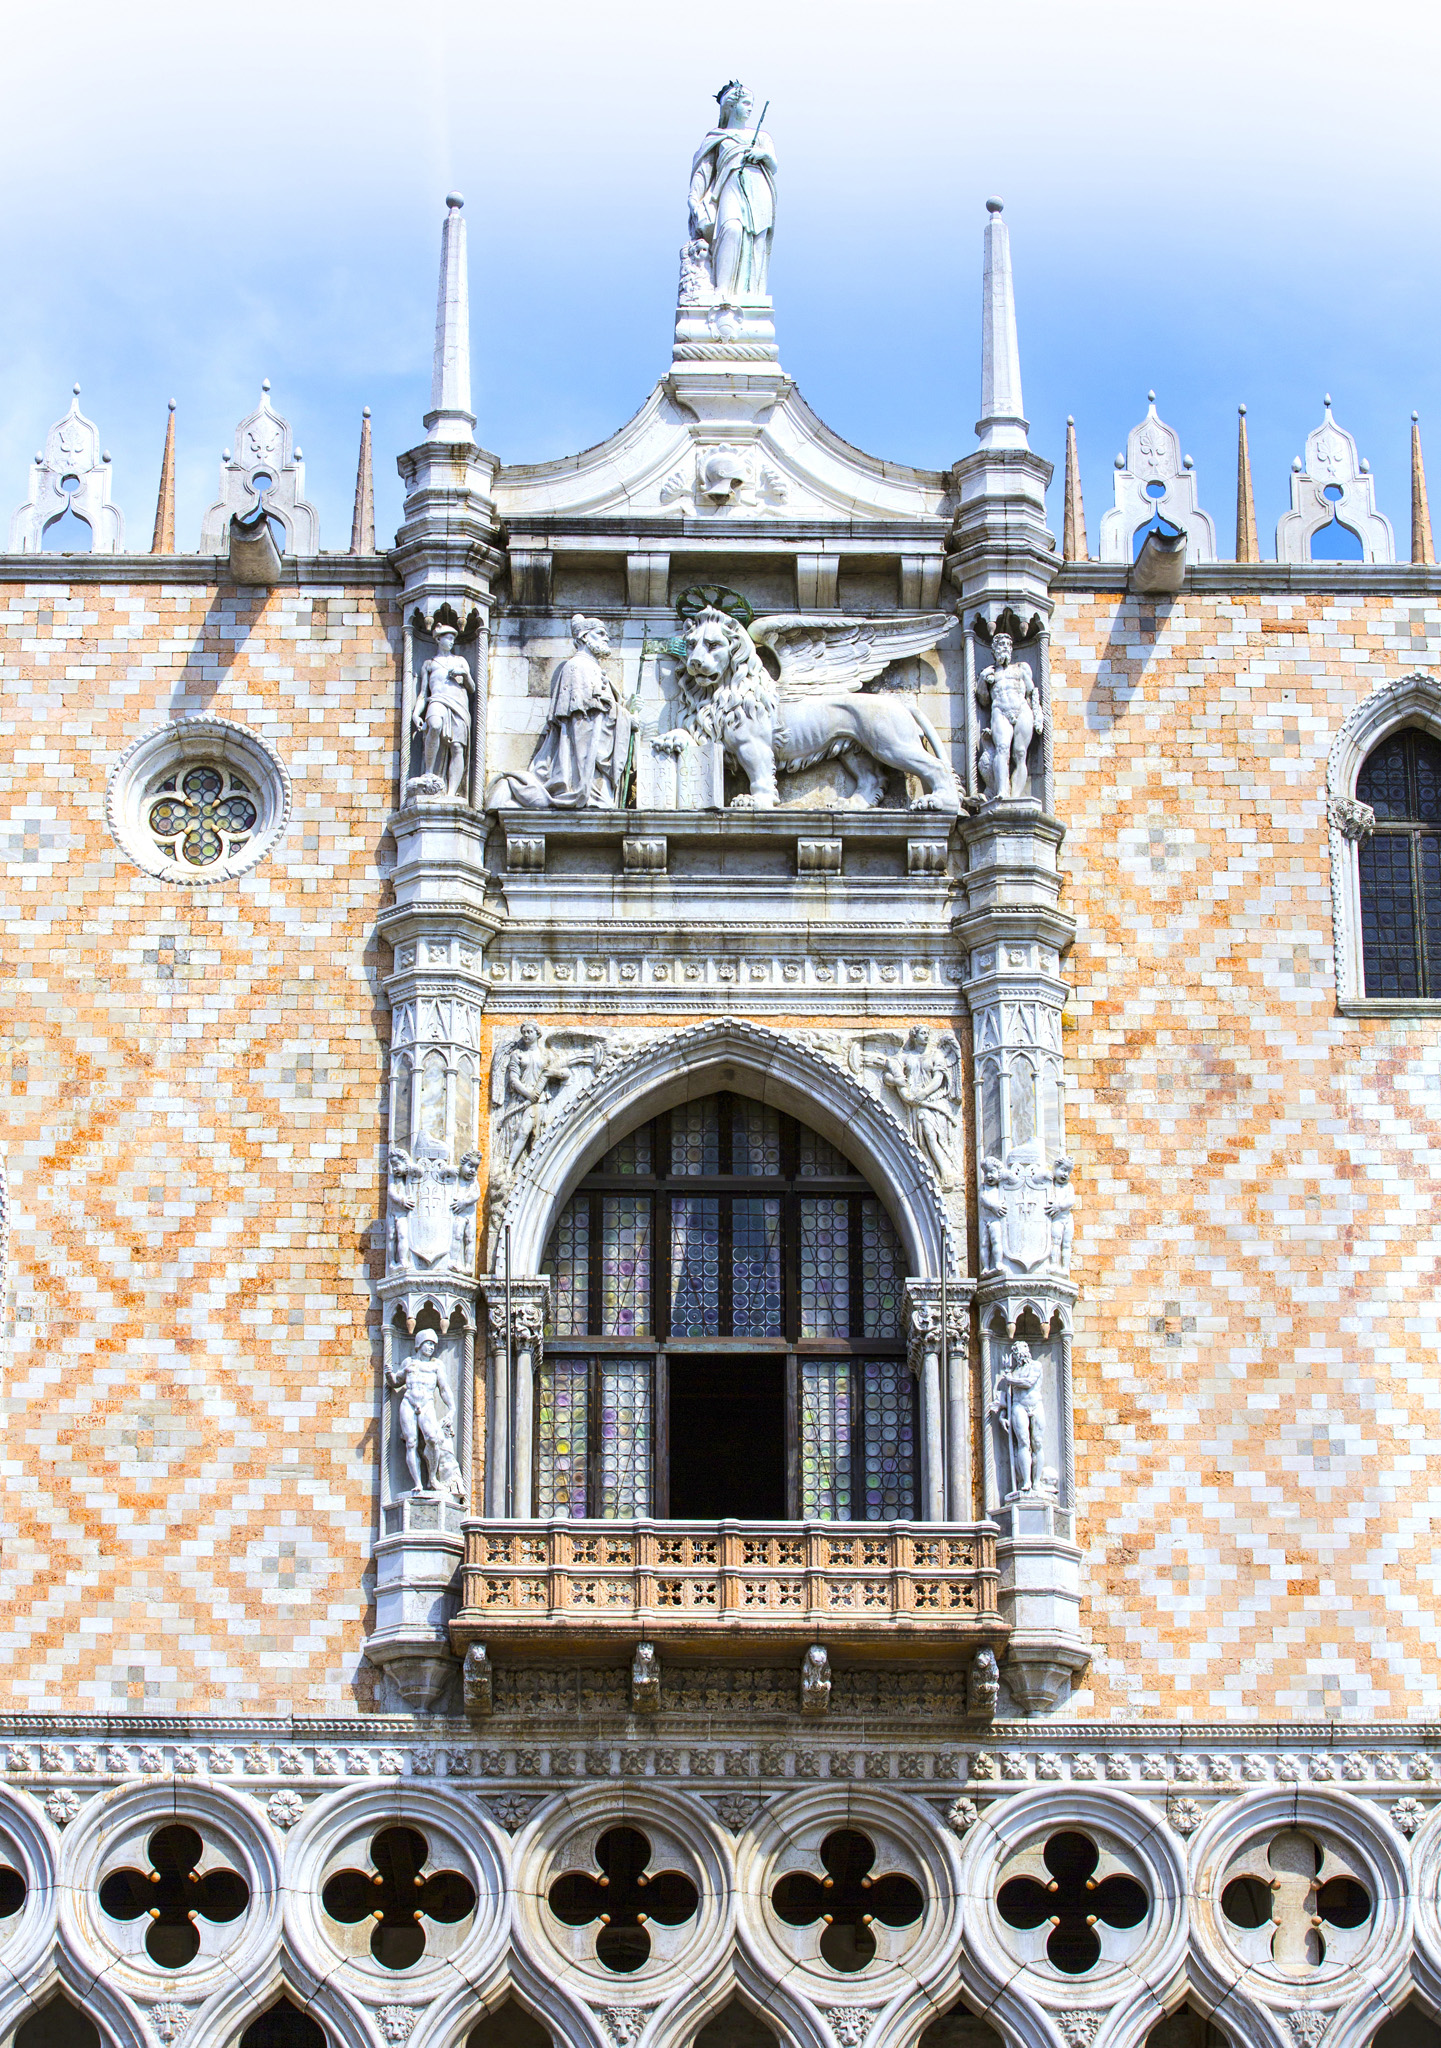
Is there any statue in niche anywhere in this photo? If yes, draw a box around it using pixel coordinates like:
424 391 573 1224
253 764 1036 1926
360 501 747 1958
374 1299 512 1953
675 606 958 810
388 1330 465 1501
1047 1156 1076 1273
487 615 632 811
688 82 777 301
848 1027 965 1186
976 630 1043 801
388 1147 481 1271
411 623 475 799
978 1153 1076 1275
490 1024 610 1176
989 1340 1047 1498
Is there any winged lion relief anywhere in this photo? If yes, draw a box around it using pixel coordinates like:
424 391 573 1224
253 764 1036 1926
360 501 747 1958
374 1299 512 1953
667 606 959 811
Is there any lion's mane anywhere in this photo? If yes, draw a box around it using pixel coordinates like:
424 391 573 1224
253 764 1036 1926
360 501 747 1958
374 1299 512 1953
679 607 778 738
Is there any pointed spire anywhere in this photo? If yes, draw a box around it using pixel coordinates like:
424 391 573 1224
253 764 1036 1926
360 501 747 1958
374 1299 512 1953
1062 415 1087 561
976 198 1028 452
350 406 375 553
1235 403 1258 564
1412 411 1434 565
426 193 475 445
150 401 176 554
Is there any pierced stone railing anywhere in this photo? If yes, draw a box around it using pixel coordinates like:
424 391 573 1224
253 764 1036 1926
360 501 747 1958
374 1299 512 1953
454 1520 1002 1656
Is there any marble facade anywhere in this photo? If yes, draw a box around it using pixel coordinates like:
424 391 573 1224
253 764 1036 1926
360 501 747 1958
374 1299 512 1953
2 86 1441 2048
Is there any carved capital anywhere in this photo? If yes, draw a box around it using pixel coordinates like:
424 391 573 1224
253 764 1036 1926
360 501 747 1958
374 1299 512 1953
1328 794 1376 843
478 1275 550 1355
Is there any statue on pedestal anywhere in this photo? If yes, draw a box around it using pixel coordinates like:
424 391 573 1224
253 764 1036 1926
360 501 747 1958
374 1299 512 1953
488 615 632 810
388 1331 465 1502
688 82 777 301
976 631 1042 801
989 1339 1046 1498
411 624 474 799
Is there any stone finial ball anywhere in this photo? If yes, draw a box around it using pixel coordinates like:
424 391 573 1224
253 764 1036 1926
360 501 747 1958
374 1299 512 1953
447 192 464 209
986 196 1003 213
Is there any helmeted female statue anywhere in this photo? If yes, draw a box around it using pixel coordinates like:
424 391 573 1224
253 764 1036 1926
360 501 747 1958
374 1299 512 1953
687 81 776 300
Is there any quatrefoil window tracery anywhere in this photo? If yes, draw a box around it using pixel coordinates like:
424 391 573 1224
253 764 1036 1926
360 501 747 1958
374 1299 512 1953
0 1862 26 1921
148 764 258 870
996 1830 1148 1974
547 1824 699 1973
1221 1829 1371 1971
321 1824 477 1968
771 1827 924 1972
98 1822 250 1967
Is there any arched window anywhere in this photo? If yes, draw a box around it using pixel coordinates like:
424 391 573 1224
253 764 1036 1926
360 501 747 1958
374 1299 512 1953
1356 727 1441 996
539 1091 912 1522
15 1999 102 2048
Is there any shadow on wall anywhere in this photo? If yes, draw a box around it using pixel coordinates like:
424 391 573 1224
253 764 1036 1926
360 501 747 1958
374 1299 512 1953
163 587 276 720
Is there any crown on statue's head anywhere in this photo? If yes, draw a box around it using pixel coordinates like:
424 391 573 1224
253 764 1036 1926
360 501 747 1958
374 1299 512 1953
714 79 744 106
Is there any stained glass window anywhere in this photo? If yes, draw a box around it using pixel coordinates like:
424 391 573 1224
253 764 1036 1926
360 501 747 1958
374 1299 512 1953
801 1359 852 1517
670 1196 721 1335
797 1129 855 1177
601 1127 652 1175
861 1360 915 1519
671 1100 721 1175
732 1197 782 1336
599 1360 651 1516
860 1200 902 1338
800 1198 850 1337
531 1095 914 1520
147 763 257 870
544 1197 590 1339
733 1100 781 1175
536 1358 589 1516
1356 728 1441 997
601 1196 651 1337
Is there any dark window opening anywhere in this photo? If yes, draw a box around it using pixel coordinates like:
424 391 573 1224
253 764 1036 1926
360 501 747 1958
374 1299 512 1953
239 2002 327 2048
537 1093 914 1521
1356 727 1441 997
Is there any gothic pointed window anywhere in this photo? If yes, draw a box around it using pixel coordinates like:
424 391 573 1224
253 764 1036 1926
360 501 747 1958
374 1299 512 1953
538 1092 912 1520
1356 728 1441 996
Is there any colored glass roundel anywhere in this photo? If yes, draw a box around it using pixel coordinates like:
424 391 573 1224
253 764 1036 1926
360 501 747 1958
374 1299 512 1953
148 764 259 869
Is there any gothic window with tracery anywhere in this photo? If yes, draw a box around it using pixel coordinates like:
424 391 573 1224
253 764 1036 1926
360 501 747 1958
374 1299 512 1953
538 1092 911 1520
1356 728 1441 996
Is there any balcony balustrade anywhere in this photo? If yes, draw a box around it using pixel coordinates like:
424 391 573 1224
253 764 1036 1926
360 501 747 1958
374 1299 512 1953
453 1519 1003 1660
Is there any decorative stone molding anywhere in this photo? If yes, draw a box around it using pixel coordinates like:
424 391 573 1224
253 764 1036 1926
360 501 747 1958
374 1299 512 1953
10 385 124 552
106 718 292 887
1098 393 1217 565
491 1016 963 1285
199 383 319 554
1276 398 1395 563
1325 671 1441 1006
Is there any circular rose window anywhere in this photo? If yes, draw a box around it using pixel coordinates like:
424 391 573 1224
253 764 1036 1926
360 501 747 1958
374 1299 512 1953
107 718 291 884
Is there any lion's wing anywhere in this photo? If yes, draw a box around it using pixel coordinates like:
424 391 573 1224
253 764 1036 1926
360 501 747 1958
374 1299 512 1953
752 613 955 692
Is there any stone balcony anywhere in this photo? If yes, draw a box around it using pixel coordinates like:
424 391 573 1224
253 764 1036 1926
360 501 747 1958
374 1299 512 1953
452 1519 1004 1661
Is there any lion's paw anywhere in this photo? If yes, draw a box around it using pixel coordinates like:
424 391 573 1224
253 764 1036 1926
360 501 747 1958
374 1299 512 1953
728 795 758 811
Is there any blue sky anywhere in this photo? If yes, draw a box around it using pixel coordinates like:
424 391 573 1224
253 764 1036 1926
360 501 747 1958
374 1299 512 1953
3 0 1438 560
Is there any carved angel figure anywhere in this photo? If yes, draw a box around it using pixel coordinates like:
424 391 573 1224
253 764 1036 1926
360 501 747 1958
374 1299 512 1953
848 1027 965 1187
491 1023 608 1176
673 606 958 810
